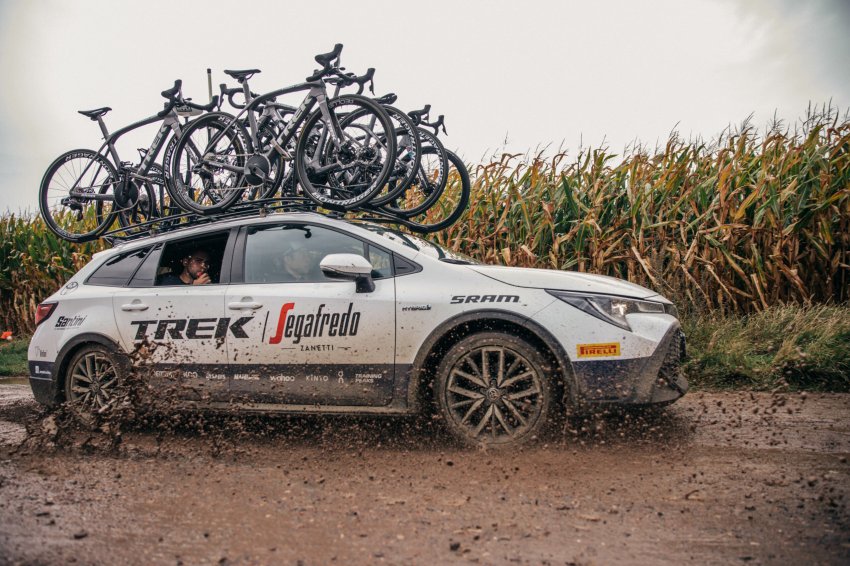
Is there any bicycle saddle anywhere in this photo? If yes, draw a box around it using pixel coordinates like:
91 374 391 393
375 93 397 105
78 107 112 120
224 69 261 82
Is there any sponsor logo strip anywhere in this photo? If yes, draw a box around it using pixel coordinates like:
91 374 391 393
577 342 621 358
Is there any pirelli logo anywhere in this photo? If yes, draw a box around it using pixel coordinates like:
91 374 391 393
577 342 621 358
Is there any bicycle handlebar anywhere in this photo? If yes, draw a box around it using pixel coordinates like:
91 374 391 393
306 43 344 82
422 114 447 136
327 67 375 95
354 67 375 95
407 105 431 125
218 83 260 109
158 79 218 117
160 79 182 100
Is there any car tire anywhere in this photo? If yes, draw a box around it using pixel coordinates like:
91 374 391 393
63 344 127 423
435 332 555 447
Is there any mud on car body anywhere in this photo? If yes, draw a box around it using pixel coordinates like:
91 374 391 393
28 212 688 446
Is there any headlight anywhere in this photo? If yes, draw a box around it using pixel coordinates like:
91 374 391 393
546 290 672 331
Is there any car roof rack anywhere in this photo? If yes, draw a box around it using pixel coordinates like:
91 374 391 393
100 195 433 245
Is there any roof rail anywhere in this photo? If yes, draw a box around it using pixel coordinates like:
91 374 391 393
100 195 430 244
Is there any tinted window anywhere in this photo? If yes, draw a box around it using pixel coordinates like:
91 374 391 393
245 224 390 284
156 232 229 286
87 247 150 287
129 244 163 287
368 245 393 279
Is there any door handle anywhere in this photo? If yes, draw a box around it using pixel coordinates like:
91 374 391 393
121 302 149 312
228 300 263 310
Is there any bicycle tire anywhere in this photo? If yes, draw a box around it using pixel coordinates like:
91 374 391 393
339 105 422 207
295 94 397 210
169 112 251 214
402 148 470 234
39 149 120 242
380 127 449 217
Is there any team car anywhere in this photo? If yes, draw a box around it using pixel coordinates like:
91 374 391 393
28 212 687 446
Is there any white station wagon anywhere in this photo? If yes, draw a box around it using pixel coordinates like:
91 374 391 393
28 212 687 446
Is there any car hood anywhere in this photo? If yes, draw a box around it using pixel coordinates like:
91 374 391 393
466 265 661 299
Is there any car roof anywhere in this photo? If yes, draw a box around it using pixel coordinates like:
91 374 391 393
104 212 417 257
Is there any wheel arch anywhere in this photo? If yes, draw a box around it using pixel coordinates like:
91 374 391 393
407 310 577 413
53 333 128 403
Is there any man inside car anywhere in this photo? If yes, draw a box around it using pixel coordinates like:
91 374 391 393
158 248 212 285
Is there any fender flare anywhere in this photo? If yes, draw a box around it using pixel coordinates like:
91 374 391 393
52 333 129 402
406 309 577 409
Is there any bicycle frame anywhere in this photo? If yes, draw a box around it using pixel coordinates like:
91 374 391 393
68 111 185 204
200 81 344 175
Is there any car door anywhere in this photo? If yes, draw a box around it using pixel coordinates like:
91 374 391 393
224 222 396 406
111 231 232 401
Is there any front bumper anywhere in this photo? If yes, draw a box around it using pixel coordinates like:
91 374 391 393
571 326 688 405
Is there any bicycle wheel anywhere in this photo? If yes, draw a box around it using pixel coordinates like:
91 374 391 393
339 105 422 207
112 173 156 236
39 149 120 242
380 128 448 217
295 94 397 210
402 149 470 233
143 162 185 231
170 113 250 214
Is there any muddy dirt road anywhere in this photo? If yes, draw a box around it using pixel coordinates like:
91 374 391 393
0 383 848 566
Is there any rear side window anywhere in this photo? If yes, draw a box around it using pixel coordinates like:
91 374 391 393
86 247 151 287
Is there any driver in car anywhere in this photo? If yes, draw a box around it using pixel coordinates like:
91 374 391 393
159 248 212 286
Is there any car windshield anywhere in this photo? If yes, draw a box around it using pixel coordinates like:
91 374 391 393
358 223 480 265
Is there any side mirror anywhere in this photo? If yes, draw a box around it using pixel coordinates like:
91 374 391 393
320 254 375 293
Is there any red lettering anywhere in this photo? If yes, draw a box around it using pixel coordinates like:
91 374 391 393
269 302 295 344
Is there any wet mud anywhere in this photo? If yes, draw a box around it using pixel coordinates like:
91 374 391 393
0 383 848 565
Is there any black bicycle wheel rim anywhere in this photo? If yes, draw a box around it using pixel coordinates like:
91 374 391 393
380 128 448 217
402 149 470 234
170 113 250 214
39 149 119 242
295 94 397 210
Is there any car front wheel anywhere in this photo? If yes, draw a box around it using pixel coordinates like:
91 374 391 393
435 332 555 447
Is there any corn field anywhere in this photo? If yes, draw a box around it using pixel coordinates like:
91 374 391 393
434 105 850 314
0 213 104 334
2 105 848 335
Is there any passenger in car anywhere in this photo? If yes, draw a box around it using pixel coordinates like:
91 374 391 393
278 247 319 282
158 248 212 286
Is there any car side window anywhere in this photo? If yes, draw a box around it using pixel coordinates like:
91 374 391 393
244 224 390 284
86 247 152 287
155 232 229 286
367 245 393 279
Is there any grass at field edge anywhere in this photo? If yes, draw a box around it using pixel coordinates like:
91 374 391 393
0 339 29 377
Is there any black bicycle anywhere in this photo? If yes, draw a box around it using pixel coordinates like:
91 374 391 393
38 80 220 242
170 44 397 214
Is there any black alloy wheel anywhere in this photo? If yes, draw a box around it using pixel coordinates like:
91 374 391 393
435 332 555 447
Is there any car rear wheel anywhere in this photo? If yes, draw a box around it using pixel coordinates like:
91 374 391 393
64 344 125 420
435 332 555 447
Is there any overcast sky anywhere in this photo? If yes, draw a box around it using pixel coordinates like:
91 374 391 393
1 0 848 213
